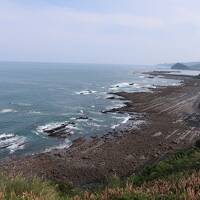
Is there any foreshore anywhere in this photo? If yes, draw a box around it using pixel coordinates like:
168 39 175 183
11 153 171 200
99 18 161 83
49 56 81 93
0 71 200 187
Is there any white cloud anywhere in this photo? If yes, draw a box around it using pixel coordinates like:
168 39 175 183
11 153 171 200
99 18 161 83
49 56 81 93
0 1 200 64
0 3 163 30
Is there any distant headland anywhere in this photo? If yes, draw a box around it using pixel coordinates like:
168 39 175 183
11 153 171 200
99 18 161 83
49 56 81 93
171 62 200 71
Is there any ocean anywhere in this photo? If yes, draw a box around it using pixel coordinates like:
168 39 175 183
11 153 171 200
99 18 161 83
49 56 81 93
0 62 180 157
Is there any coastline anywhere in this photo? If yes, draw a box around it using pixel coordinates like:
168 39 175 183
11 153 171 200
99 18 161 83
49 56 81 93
0 71 200 187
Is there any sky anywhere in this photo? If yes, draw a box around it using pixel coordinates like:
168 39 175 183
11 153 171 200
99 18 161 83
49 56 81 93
0 0 200 65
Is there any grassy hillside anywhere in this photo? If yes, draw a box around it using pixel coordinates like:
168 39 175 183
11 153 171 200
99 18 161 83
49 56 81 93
1 144 200 200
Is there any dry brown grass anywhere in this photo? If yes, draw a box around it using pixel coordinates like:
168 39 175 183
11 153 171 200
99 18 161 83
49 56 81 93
71 171 200 200
0 176 61 200
141 171 200 199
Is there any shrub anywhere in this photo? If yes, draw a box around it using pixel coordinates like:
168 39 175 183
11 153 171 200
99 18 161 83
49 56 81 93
195 139 200 148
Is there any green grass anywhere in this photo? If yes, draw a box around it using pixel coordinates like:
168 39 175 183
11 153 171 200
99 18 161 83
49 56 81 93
128 147 200 186
1 145 200 200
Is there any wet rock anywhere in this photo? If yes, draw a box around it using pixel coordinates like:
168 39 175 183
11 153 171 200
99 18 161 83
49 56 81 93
107 96 116 100
45 124 66 134
76 116 89 120
54 153 62 158
79 90 94 95
91 136 98 139
172 140 178 144
43 122 74 138
0 135 15 141
184 113 200 127
81 156 90 160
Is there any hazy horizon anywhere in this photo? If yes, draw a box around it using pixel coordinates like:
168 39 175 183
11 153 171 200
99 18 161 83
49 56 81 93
0 0 200 65
0 60 199 67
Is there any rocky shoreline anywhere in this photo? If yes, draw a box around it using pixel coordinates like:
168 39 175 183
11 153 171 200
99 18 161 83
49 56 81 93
0 71 200 187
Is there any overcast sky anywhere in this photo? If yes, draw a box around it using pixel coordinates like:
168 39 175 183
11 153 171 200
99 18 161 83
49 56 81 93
0 0 200 65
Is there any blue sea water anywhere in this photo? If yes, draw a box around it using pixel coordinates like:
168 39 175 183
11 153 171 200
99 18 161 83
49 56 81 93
0 62 180 157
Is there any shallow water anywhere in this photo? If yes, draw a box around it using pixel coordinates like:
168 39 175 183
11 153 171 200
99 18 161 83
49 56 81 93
0 62 180 157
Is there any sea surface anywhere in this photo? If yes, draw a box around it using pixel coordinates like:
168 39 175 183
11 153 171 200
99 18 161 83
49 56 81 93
0 62 181 157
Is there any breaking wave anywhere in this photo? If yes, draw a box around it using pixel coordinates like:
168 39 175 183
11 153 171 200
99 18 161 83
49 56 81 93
0 133 27 153
0 109 17 114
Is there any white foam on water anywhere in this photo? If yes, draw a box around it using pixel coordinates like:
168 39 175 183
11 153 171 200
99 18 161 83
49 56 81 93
36 122 66 134
0 109 17 114
121 116 131 124
76 119 88 122
36 121 80 136
112 115 131 123
172 83 180 86
111 115 131 129
66 124 80 131
111 124 120 129
104 94 125 100
105 102 126 110
92 118 104 123
16 103 32 106
0 133 14 140
7 137 26 153
70 117 76 120
144 84 157 89
28 111 43 115
0 133 27 153
44 139 72 152
75 90 97 95
111 115 145 130
109 82 143 92
86 121 101 127
109 87 119 91
89 111 105 116
32 130 47 138
133 83 141 88
112 82 130 88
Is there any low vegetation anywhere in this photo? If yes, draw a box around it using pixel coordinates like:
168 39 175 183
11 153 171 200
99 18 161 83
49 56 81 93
1 143 200 200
